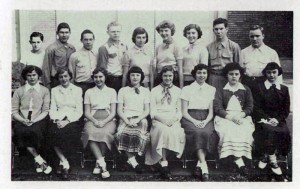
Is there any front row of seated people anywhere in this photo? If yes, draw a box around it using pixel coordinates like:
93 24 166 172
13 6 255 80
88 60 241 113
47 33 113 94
12 62 291 181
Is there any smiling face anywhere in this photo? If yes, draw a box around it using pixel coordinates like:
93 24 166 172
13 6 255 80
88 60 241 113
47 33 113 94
26 70 39 86
195 69 207 84
30 36 43 52
135 33 147 48
249 29 264 48
81 33 94 50
227 70 241 85
58 71 71 88
57 28 71 44
130 73 141 86
159 28 172 41
213 23 228 41
107 25 121 41
266 69 279 83
162 71 174 86
93 71 106 88
186 28 199 44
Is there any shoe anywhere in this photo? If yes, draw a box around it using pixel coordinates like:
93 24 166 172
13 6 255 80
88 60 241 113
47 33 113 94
270 162 282 175
239 166 249 176
192 167 202 180
134 164 146 174
35 163 43 173
100 165 110 179
36 162 52 174
56 165 63 175
258 154 268 169
160 166 171 180
61 168 69 180
93 163 101 175
202 173 209 182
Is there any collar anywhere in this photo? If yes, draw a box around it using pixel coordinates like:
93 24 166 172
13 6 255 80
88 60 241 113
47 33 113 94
163 37 174 46
58 83 76 93
191 81 209 90
94 85 107 91
133 45 147 54
250 43 267 52
25 83 41 92
81 47 96 55
107 38 125 48
185 40 200 50
264 80 281 90
55 39 75 50
223 82 245 92
31 49 44 54
215 38 229 49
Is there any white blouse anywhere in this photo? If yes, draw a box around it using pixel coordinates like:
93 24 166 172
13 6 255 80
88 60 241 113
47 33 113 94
49 83 83 122
181 82 216 109
118 86 150 117
84 85 117 115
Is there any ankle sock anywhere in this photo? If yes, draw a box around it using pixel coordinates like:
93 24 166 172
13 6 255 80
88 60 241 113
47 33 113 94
200 161 208 174
34 155 44 165
160 160 168 167
60 159 70 170
234 157 245 168
97 157 106 168
128 156 138 168
269 154 277 163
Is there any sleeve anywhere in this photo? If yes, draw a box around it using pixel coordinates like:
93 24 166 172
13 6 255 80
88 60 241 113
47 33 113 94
240 49 246 68
41 88 50 113
144 88 151 104
150 88 157 119
42 47 54 86
110 89 118 104
68 53 77 82
66 88 83 122
117 88 125 103
97 46 109 70
84 89 91 105
232 42 242 65
199 47 209 65
49 88 64 120
11 89 21 115
242 86 253 116
174 43 183 60
252 85 270 122
180 86 190 101
213 89 227 118
272 50 283 83
175 89 182 120
122 51 131 67
277 86 290 122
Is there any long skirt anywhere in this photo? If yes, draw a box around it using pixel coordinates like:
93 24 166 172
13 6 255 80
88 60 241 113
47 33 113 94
81 110 116 150
253 121 291 156
115 117 150 156
145 116 185 165
214 115 255 159
13 118 48 149
48 120 82 154
181 109 218 154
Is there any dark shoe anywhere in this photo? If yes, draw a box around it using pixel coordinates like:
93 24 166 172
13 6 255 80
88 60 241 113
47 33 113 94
202 173 209 182
61 168 69 180
239 166 249 176
56 165 63 175
135 164 146 174
160 166 171 180
193 167 202 180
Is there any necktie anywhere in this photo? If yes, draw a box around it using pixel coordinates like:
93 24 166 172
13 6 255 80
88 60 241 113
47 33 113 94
161 84 173 104
134 87 140 94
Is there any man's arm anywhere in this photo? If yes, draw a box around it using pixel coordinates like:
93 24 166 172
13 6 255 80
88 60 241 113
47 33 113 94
97 46 108 70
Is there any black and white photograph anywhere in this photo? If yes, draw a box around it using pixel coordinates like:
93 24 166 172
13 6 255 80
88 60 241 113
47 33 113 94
0 0 299 188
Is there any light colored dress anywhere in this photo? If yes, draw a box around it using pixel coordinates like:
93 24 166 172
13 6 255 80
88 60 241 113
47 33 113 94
145 84 185 165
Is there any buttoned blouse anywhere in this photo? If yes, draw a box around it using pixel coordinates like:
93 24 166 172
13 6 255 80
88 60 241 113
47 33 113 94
182 40 208 75
150 84 182 119
49 83 83 122
84 85 117 116
181 82 216 109
123 45 153 83
118 86 150 117
156 41 183 73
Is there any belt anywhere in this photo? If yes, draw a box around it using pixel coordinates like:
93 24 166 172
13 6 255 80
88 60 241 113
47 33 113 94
209 69 223 76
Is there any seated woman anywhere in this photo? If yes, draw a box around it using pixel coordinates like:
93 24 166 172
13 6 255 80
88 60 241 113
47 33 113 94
81 68 117 179
115 66 150 173
213 63 254 176
145 65 185 180
181 64 216 181
48 68 83 179
12 65 52 174
252 62 291 181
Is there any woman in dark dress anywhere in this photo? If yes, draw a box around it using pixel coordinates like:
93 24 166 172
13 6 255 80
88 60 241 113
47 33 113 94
252 62 291 180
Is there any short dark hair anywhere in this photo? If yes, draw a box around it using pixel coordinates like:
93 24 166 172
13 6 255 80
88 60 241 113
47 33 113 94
55 67 73 80
156 20 176 36
92 67 108 79
132 27 148 44
262 62 283 76
213 18 228 28
21 65 43 80
56 22 71 33
249 25 265 35
30 32 44 42
81 29 95 40
157 65 175 84
183 24 203 39
222 63 245 78
127 66 145 84
191 64 208 79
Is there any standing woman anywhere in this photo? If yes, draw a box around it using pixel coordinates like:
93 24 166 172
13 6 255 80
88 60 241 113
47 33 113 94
252 63 291 181
48 67 83 179
181 64 216 181
81 68 117 179
155 20 184 88
213 63 254 176
12 65 52 174
145 65 185 180
122 27 154 89
116 66 150 173
182 24 208 86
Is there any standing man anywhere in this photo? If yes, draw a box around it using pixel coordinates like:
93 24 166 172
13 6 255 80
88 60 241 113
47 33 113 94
68 29 97 94
97 21 128 92
241 25 282 91
42 22 76 88
207 18 241 89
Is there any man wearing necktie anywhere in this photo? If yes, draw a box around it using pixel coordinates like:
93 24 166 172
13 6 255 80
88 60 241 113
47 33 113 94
207 18 241 89
241 25 282 92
